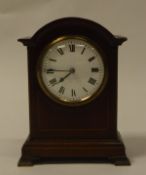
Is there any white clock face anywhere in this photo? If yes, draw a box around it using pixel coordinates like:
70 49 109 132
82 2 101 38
38 36 105 105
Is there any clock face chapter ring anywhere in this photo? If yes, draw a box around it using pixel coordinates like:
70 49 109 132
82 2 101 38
37 35 107 106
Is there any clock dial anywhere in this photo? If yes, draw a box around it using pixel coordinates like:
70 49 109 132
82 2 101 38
37 36 105 105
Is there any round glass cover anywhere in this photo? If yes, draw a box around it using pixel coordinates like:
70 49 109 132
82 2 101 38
37 36 105 105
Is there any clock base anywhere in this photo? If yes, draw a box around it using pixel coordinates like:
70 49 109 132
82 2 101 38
18 156 130 166
18 133 130 166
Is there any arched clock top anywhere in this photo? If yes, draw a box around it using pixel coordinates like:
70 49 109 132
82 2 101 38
18 17 127 47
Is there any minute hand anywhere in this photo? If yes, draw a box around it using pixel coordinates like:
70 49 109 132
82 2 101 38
47 68 70 73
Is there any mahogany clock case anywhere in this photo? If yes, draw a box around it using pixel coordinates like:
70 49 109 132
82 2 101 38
18 17 130 166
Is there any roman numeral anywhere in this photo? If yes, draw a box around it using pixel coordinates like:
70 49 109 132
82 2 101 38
82 87 88 92
69 44 75 52
88 77 96 85
46 69 54 73
59 86 65 94
91 67 99 72
88 56 95 62
49 58 56 62
57 48 64 55
81 47 86 54
49 78 57 85
71 89 76 97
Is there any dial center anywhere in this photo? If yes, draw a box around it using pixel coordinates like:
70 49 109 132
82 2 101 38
70 67 75 74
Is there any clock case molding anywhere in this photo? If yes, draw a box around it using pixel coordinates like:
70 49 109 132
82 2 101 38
18 17 130 166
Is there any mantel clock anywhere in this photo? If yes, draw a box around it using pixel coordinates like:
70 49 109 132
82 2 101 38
18 17 130 166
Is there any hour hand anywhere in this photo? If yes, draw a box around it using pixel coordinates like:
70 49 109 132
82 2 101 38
51 72 72 87
58 68 75 82
50 68 75 87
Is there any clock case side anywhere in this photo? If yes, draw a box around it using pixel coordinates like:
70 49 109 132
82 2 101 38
18 18 130 166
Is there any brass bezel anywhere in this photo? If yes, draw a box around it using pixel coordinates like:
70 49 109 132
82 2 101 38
37 35 108 107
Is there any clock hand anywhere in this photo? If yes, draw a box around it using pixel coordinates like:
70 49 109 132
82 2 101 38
47 68 70 73
50 68 75 87
59 68 75 82
59 71 72 82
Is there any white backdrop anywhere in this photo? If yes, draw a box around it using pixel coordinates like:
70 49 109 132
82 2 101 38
0 0 146 174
